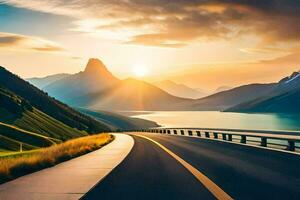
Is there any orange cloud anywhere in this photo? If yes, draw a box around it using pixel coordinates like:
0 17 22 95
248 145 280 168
2 0 300 48
0 32 64 52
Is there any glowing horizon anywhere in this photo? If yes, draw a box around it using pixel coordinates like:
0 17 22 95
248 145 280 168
0 1 299 90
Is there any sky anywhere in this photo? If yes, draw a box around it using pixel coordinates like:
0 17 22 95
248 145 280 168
0 0 299 91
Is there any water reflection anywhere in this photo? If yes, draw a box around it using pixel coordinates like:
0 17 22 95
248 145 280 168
132 111 300 132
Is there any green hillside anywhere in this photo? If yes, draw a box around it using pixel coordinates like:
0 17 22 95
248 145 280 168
0 86 89 151
0 122 59 152
0 66 111 134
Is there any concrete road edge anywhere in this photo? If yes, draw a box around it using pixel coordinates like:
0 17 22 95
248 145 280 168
0 133 134 200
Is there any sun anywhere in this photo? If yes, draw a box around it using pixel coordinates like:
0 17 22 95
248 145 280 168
132 64 149 77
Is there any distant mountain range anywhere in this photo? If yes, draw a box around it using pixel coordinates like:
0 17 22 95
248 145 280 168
189 83 276 111
226 71 300 113
27 58 300 113
153 80 207 99
28 73 70 89
29 58 192 110
152 81 231 99
213 86 232 94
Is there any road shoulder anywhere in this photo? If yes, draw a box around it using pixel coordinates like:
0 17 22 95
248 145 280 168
0 133 134 200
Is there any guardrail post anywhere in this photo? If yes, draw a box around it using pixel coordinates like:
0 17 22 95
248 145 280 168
261 137 267 147
20 142 23 152
222 133 226 140
180 130 185 135
205 132 210 138
287 140 295 151
213 132 218 139
151 128 298 153
241 135 246 144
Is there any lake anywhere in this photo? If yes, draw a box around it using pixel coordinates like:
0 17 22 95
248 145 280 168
130 111 300 132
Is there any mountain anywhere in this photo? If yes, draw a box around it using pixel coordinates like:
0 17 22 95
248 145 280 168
189 83 276 111
33 58 194 111
153 80 207 99
31 58 278 111
43 58 120 105
227 71 300 113
0 66 111 136
212 86 232 94
27 73 70 89
78 78 193 110
227 88 300 113
0 66 159 151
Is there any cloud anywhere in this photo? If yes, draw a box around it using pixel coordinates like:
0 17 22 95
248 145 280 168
239 47 290 54
2 0 300 47
0 32 64 52
126 33 186 48
259 49 300 65
0 35 23 46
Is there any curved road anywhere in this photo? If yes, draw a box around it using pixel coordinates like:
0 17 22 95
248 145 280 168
82 133 300 200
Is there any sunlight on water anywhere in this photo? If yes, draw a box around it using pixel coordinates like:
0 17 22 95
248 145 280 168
132 111 300 132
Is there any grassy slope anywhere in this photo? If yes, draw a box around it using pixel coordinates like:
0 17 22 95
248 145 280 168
13 109 87 140
0 122 58 152
0 86 88 151
0 108 87 151
0 67 111 133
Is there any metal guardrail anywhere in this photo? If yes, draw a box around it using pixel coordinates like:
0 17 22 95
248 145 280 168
138 128 300 152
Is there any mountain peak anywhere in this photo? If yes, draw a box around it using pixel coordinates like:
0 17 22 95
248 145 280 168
84 58 109 74
279 71 300 84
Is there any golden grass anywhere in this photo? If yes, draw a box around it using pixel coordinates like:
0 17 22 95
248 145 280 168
0 133 114 184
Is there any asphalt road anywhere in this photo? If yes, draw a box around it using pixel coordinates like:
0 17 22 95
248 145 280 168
82 135 215 200
83 133 300 200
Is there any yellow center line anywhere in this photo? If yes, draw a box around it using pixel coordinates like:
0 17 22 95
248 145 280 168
134 134 234 200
